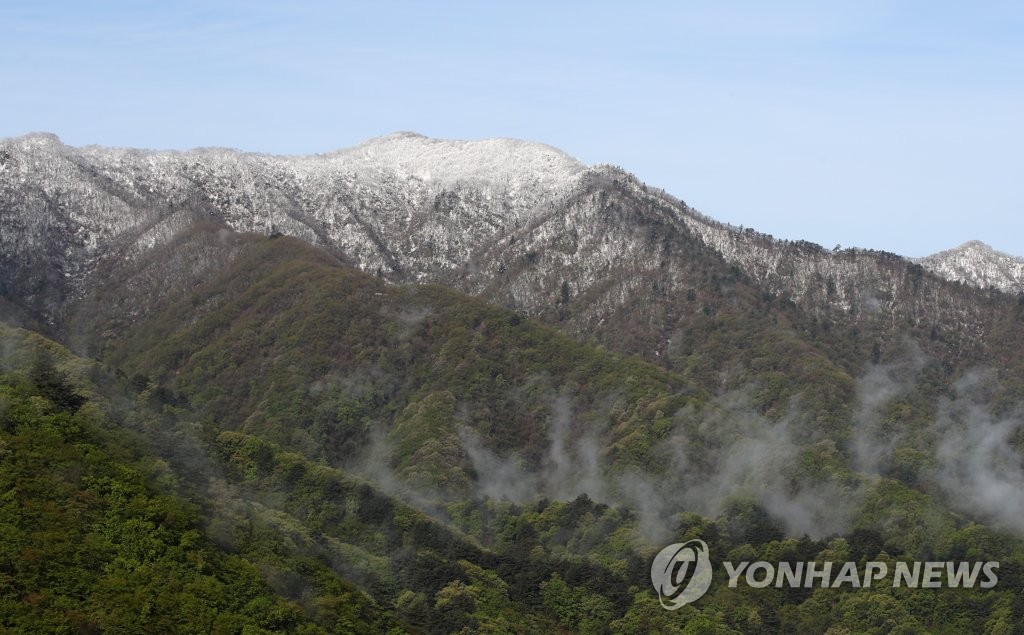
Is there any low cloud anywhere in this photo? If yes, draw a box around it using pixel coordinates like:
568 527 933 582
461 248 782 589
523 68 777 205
460 387 863 541
850 348 927 475
458 393 605 503
932 371 1024 534
654 390 860 539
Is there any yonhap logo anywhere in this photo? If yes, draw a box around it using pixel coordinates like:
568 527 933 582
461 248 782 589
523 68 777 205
650 539 713 609
651 536 999 612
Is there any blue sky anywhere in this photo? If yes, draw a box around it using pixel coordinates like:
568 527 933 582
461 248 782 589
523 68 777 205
3 1 1022 257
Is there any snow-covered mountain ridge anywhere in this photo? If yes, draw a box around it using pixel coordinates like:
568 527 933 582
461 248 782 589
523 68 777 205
1 132 1018 367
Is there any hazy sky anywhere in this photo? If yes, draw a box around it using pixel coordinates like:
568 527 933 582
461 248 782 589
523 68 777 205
3 1 1022 257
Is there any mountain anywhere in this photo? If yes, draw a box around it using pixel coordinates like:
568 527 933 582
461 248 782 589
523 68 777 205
2 131 1024 632
914 240 1024 294
4 133 1021 374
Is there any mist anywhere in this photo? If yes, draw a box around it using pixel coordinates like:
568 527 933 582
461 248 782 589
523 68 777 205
457 393 605 504
931 371 1024 534
652 390 860 540
850 348 927 475
332 346 1024 547
456 387 862 542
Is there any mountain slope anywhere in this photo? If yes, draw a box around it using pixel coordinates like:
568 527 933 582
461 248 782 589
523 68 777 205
0 328 399 633
7 324 1021 633
90 230 703 485
0 323 651 633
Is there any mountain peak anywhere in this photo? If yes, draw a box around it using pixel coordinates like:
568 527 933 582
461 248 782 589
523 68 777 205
378 130 428 140
949 239 1005 253
926 239 1022 261
914 240 1024 293
341 132 587 187
10 131 63 149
